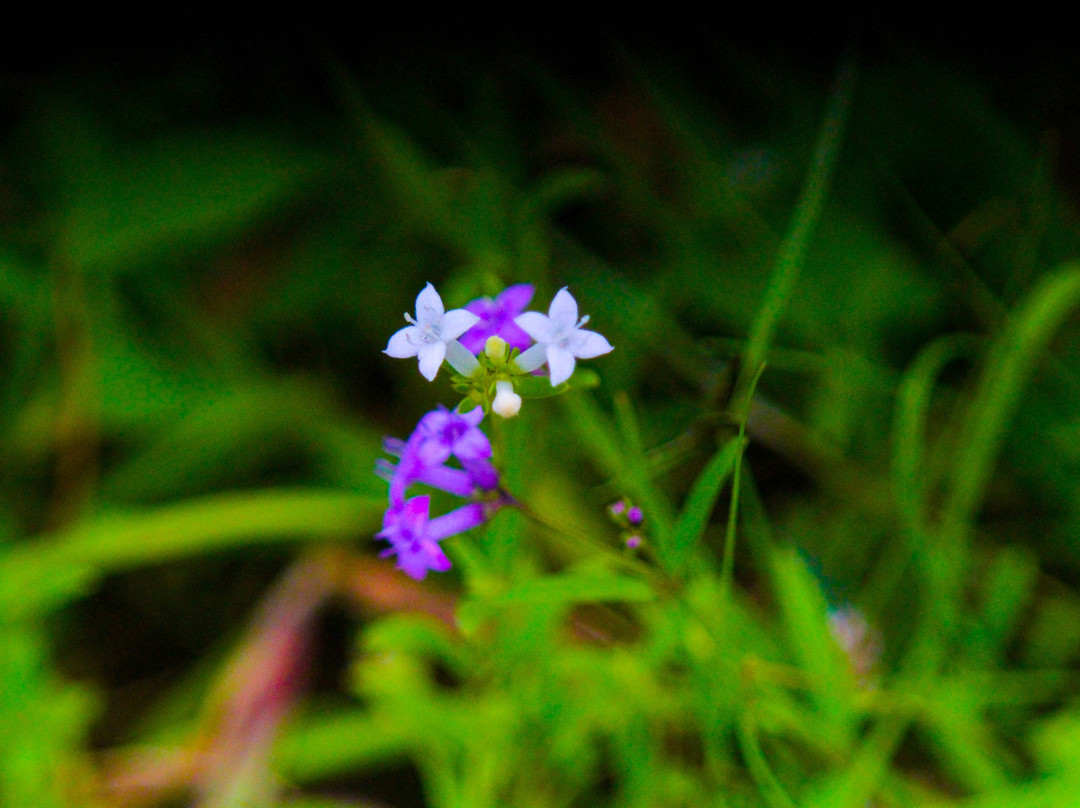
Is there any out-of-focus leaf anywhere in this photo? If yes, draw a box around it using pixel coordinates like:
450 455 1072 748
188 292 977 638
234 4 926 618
60 129 323 273
273 710 410 783
496 570 654 606
0 624 97 808
769 547 857 744
0 488 383 618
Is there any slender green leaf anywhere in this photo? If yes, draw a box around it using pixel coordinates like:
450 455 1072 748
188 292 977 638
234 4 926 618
736 53 856 412
942 265 1080 553
666 436 744 572
1 488 383 617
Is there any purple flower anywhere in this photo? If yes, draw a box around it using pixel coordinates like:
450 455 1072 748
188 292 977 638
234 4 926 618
377 406 498 507
377 495 486 580
377 443 497 508
376 440 476 505
459 284 535 354
413 406 492 467
375 407 505 580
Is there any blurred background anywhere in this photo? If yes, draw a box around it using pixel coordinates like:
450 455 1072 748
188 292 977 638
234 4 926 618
4 32 1080 807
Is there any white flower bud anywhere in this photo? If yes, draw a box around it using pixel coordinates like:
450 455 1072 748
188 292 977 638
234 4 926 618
492 380 521 418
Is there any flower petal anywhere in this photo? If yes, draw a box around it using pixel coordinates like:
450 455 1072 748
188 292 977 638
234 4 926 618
546 345 576 386
428 502 486 541
464 297 496 318
417 341 447 381
572 329 614 359
440 308 481 340
401 494 431 532
385 326 420 358
414 464 474 497
513 343 548 373
514 311 553 343
415 282 444 322
397 539 451 580
444 339 481 376
547 287 578 327
460 406 485 427
498 283 534 312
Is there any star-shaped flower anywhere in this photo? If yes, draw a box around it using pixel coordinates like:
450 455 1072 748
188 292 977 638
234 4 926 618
377 495 486 580
514 287 613 386
375 406 499 507
459 284 535 354
413 406 491 466
385 283 480 381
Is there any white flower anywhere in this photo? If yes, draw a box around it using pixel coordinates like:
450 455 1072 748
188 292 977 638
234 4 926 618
514 287 613 386
492 380 522 418
385 283 480 381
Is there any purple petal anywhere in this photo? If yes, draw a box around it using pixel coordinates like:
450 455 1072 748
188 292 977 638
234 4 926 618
400 494 431 533
382 437 407 456
464 297 497 318
464 458 499 490
494 318 533 352
498 283 534 313
414 464 475 498
461 406 484 427
427 502 486 541
453 429 492 463
459 299 497 353
401 543 452 579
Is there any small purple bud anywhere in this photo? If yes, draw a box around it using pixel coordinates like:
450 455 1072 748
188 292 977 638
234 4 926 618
625 534 642 550
608 501 626 517
626 506 644 526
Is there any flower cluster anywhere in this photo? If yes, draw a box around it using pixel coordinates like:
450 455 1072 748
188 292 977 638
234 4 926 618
608 499 646 550
375 406 502 579
378 281 613 579
384 283 613 402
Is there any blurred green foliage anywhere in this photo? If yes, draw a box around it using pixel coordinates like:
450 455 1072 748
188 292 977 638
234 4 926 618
3 38 1080 808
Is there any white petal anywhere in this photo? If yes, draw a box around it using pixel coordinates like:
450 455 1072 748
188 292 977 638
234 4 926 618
415 282 445 323
546 345 576 386
514 311 553 343
445 339 480 376
440 308 481 340
385 326 420 358
417 342 446 381
547 287 578 328
572 329 613 359
513 343 548 373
